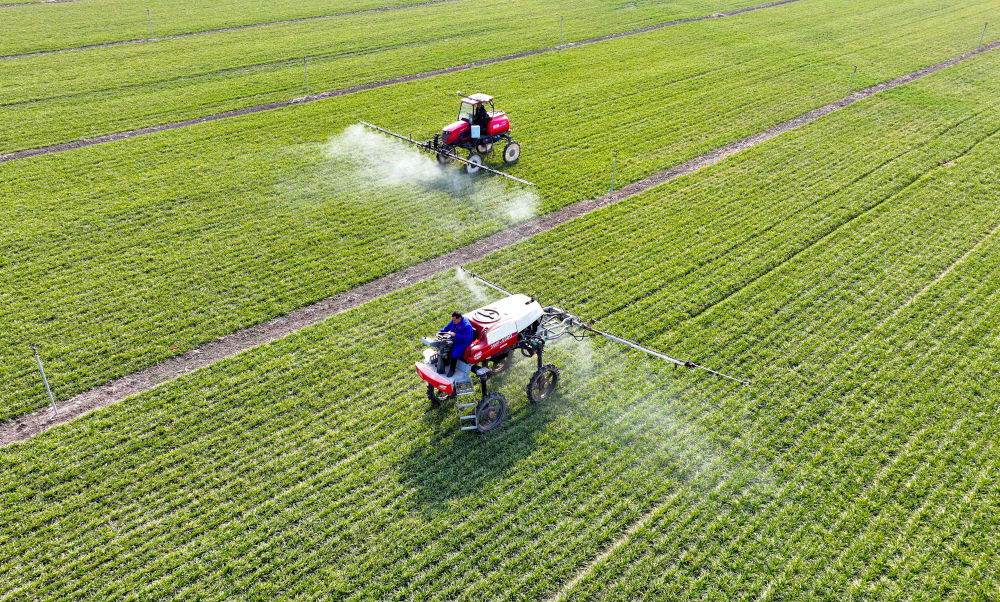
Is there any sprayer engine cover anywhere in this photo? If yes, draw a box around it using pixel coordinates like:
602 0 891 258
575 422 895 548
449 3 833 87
415 294 543 389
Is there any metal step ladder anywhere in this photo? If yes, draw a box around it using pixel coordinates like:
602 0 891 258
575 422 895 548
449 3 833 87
455 379 477 431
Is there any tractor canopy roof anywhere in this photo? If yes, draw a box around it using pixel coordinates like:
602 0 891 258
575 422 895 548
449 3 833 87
460 93 494 106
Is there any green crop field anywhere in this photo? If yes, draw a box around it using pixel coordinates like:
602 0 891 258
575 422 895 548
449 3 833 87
2 0 1000 598
2 0 998 422
0 0 773 151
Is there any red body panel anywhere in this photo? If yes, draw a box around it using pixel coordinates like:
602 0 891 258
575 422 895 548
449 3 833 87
441 121 469 144
416 362 453 394
487 113 510 135
463 330 518 364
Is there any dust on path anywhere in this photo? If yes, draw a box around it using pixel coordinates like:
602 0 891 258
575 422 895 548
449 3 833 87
0 0 801 163
3 38 998 446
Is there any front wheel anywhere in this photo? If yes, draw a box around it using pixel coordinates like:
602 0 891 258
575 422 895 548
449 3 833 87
489 353 512 376
465 153 483 174
436 151 452 165
527 364 560 403
427 384 454 406
476 392 507 433
503 142 521 164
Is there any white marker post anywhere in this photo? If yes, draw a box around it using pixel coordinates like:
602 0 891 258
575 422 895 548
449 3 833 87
30 344 57 416
609 150 618 193
304 57 310 96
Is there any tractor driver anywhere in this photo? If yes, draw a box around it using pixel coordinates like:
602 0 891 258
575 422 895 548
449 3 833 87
439 311 474 377
474 103 490 129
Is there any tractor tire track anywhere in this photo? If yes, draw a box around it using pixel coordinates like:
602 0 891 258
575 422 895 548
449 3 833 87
0 0 466 61
2 39 999 446
0 0 802 164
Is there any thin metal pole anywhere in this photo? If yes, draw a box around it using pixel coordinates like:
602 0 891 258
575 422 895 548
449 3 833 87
560 16 563 46
717 0 722 15
847 65 857 96
30 344 57 416
304 57 309 96
147 9 153 38
609 150 618 193
979 22 988 49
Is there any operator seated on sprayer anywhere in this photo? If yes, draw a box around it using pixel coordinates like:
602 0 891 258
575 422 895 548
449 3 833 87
439 311 475 377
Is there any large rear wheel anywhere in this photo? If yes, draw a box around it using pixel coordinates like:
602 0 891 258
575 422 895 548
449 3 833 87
437 151 452 165
527 364 559 403
502 142 521 164
476 140 494 154
476 392 507 433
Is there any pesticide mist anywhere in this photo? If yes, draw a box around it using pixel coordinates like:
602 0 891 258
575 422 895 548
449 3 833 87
325 124 540 223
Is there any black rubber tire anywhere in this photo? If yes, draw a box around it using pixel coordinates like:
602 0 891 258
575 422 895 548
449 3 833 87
475 392 507 433
503 142 521 164
489 353 512 376
436 151 451 165
465 153 483 174
476 141 494 154
427 383 453 406
526 364 560 403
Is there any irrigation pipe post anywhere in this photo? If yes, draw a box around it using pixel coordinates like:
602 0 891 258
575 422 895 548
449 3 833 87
609 150 618 193
303 57 310 96
979 22 989 48
30 344 57 417
147 9 153 38
847 65 857 96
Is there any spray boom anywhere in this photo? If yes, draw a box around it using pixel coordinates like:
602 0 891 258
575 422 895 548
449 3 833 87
460 269 750 386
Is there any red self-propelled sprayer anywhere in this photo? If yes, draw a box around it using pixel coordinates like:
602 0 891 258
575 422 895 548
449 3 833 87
360 92 533 186
417 270 750 433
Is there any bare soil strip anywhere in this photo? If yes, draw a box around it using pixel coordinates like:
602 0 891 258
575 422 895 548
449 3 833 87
0 0 81 7
0 0 465 60
0 0 799 164
2 39 997 447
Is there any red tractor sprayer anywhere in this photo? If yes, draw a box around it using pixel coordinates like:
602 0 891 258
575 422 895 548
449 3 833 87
417 270 750 433
360 92 533 186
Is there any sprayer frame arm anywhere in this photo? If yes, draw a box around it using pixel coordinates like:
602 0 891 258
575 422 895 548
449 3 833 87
358 121 536 187
458 269 751 386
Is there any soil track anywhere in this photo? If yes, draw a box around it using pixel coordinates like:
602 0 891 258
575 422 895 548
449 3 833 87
0 0 81 7
0 0 465 61
3 38 998 446
0 0 800 164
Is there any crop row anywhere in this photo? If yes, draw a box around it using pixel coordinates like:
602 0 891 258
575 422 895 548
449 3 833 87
2 0 998 421
0 0 778 151
3 0 996 151
2 42 1000 598
0 0 464 55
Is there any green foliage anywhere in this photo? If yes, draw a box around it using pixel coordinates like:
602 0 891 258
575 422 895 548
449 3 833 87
3 0 998 421
2 0 994 151
2 32 1000 598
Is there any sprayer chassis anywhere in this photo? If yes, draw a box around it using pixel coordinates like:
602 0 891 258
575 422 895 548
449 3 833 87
415 271 749 434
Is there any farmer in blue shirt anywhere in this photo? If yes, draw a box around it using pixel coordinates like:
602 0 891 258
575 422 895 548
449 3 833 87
439 311 475 377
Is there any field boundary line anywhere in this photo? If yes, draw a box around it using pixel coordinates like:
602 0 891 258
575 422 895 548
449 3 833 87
0 0 79 7
2 39 999 446
0 0 802 163
0 0 466 60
